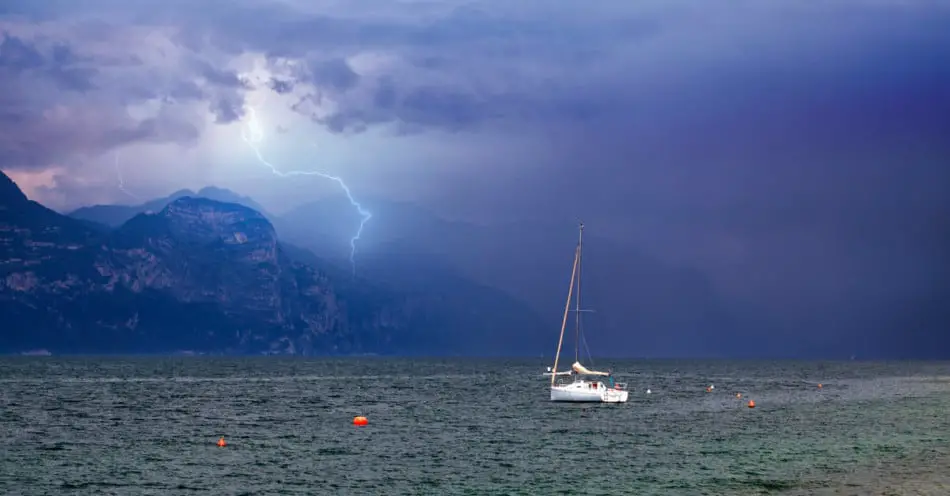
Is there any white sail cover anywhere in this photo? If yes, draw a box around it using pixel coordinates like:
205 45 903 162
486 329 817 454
572 361 609 376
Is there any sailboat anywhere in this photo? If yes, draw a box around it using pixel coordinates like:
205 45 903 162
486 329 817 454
545 222 629 403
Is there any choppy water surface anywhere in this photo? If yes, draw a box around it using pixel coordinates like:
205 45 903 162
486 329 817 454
1 358 949 495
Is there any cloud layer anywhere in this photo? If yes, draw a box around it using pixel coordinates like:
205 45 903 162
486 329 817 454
4 1 945 176
1 0 949 349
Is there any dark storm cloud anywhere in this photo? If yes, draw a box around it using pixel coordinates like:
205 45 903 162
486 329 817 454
0 4 256 170
0 33 185 167
2 0 948 214
0 33 44 68
74 0 657 134
193 59 249 89
209 96 245 124
1 0 948 356
10 0 944 141
198 1 945 141
1 33 97 92
305 58 359 92
268 78 293 94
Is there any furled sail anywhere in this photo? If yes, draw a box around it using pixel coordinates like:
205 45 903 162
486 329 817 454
572 361 609 376
543 366 573 377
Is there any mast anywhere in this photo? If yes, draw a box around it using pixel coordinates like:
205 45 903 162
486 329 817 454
574 222 584 363
550 230 581 387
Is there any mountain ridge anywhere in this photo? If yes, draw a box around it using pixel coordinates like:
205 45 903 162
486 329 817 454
276 196 771 358
65 187 763 358
67 186 271 228
52 182 950 359
1 172 548 356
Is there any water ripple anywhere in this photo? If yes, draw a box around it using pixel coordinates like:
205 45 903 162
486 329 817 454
1 358 949 495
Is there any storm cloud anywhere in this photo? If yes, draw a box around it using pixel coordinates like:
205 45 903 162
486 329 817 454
1 0 948 356
1 1 947 157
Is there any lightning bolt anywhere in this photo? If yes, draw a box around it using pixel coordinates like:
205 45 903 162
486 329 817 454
239 106 371 275
114 151 139 200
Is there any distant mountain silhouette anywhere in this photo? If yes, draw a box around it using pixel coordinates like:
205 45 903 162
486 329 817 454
1 172 547 355
276 196 773 358
68 187 270 227
283 194 950 360
57 186 950 359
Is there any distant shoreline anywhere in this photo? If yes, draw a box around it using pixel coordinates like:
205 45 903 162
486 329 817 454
3 352 949 362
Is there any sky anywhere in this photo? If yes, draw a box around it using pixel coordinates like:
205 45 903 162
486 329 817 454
1 0 949 344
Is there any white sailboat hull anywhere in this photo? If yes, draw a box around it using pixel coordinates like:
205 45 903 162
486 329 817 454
550 382 629 403
545 223 630 405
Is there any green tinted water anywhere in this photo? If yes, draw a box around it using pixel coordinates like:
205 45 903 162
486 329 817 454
1 358 948 495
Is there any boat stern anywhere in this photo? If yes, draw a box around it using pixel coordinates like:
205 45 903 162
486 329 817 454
603 388 629 403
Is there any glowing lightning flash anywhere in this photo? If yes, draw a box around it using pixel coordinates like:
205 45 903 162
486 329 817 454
240 107 372 275
114 151 139 200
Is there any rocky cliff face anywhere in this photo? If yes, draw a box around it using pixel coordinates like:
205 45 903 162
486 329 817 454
94 196 410 355
0 173 421 355
1 170 549 355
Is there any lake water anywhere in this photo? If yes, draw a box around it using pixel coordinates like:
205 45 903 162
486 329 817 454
1 357 949 495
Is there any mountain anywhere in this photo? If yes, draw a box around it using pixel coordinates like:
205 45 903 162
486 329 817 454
1 172 547 355
67 186 270 228
278 196 770 358
280 195 950 360
281 243 548 355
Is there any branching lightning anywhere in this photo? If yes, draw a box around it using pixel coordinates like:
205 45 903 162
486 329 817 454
240 106 372 275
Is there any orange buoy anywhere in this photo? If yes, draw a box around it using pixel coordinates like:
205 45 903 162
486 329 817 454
217 436 227 447
818 383 823 389
353 416 368 426
747 400 755 408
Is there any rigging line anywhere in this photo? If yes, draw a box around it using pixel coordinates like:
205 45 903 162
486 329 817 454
574 220 595 369
581 329 595 368
574 221 584 363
